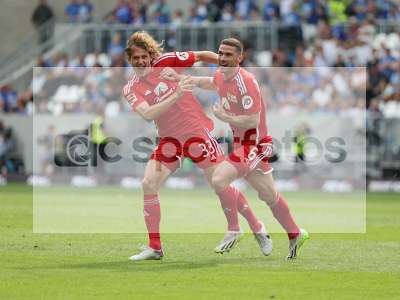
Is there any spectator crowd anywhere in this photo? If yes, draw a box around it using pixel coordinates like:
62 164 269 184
32 0 400 25
2 0 397 117
87 0 400 25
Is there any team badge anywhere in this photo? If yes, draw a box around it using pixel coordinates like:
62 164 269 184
176 52 189 61
242 95 253 109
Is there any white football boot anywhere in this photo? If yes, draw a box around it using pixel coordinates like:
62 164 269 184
129 246 164 261
253 222 273 256
214 229 243 254
287 228 309 259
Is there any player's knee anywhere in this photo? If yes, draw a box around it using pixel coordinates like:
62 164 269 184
258 189 277 207
142 177 158 194
211 173 228 192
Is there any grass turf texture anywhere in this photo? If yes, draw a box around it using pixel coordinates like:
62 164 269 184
1 184 399 299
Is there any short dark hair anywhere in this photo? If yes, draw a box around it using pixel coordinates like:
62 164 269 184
220 38 244 54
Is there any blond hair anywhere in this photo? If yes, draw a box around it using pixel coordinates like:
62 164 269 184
125 31 163 61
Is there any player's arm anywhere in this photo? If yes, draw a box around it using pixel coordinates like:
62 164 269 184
213 103 260 129
193 51 218 64
225 113 260 129
134 96 178 121
191 76 217 90
160 70 217 91
134 77 194 121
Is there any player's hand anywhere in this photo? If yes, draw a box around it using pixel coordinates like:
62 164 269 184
176 76 195 98
160 67 181 81
213 103 228 122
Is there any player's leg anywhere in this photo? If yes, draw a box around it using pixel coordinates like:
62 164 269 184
203 164 263 233
245 171 299 237
210 153 273 255
142 159 172 249
210 160 239 191
190 130 248 253
202 164 242 253
129 159 173 261
188 130 242 253
203 164 240 231
245 170 308 259
233 186 273 256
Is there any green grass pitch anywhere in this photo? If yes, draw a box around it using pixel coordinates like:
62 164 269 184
1 184 399 299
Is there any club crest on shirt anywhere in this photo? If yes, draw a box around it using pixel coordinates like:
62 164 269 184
242 95 253 109
176 52 189 61
154 82 168 96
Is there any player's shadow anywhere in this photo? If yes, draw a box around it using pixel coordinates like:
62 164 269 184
15 256 270 272
62 259 220 272
61 256 264 272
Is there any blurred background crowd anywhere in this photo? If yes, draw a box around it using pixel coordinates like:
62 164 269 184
55 0 400 25
0 0 398 117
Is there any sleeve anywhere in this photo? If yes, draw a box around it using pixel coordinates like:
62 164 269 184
240 76 262 115
153 51 196 68
122 83 145 111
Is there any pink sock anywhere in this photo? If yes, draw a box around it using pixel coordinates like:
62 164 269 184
216 187 240 231
234 187 262 233
144 194 161 250
270 193 300 240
